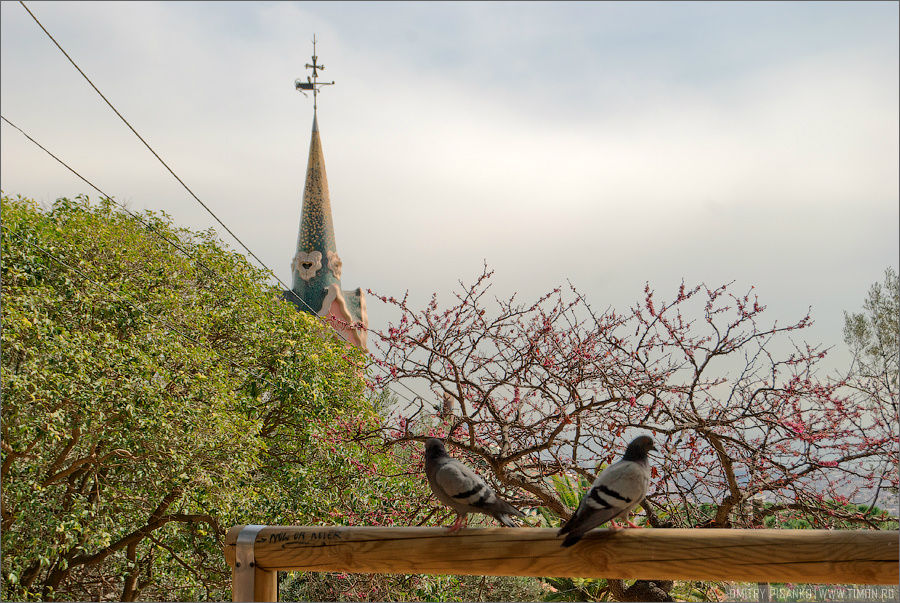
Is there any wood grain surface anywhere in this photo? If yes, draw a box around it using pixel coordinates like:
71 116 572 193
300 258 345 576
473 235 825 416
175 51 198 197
224 526 898 585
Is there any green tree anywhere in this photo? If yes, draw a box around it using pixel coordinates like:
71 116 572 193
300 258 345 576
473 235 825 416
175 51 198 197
0 194 412 601
843 267 899 400
842 267 899 512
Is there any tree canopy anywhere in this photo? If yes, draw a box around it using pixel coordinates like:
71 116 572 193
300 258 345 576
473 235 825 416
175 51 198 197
842 266 899 512
0 194 420 601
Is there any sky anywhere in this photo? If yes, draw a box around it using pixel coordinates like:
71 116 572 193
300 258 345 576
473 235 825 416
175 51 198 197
2 1 898 378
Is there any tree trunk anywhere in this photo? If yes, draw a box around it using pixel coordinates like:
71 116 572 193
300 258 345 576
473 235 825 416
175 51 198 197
608 578 675 602
121 541 139 602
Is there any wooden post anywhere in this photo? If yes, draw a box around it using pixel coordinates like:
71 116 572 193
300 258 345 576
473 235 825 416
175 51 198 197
225 526 898 600
252 568 277 602
230 565 276 603
229 525 278 602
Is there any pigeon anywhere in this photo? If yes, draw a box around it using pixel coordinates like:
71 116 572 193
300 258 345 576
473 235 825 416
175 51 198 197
424 438 525 533
557 435 656 547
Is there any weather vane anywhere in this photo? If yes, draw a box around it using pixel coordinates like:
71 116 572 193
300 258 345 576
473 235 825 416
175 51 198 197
295 35 334 112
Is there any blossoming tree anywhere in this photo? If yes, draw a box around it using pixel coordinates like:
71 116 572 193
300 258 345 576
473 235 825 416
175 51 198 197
367 265 897 532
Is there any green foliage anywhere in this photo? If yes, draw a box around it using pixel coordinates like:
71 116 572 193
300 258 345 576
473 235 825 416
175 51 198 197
760 502 898 530
0 194 397 600
535 475 726 602
535 474 612 601
843 267 899 376
842 267 899 508
280 571 546 602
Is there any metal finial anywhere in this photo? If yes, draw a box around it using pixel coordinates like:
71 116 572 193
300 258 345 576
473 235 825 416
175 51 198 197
295 34 335 113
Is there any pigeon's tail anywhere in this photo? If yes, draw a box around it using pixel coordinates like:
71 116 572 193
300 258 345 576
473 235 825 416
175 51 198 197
489 498 525 527
557 504 621 546
557 514 578 537
560 530 585 548
498 498 526 517
557 509 598 546
557 520 583 546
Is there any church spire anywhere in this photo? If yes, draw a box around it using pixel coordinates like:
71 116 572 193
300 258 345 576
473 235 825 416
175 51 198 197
285 38 368 349
291 111 338 295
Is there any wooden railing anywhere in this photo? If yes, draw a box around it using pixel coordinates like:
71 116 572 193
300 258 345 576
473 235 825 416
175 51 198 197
224 525 899 602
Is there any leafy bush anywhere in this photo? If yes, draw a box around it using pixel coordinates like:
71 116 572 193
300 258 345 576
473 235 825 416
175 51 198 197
0 194 412 600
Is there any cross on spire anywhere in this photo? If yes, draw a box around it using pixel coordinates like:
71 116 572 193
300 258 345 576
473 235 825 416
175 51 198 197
295 34 334 113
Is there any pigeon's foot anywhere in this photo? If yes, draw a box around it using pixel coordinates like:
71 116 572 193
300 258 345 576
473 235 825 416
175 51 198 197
624 519 643 529
447 515 467 534
608 520 624 533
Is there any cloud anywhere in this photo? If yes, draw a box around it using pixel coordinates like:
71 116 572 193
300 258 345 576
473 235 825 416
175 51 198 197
2 1 896 373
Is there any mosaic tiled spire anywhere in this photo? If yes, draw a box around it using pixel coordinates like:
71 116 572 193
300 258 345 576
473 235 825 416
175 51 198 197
290 114 340 299
283 39 367 349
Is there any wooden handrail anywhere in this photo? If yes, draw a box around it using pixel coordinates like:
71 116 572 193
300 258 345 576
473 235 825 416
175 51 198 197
224 526 899 602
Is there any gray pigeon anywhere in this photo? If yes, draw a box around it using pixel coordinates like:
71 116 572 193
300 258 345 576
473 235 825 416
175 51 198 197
424 438 525 532
557 435 655 547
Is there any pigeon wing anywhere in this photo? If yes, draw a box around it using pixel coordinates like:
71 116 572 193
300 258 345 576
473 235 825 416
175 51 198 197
434 460 495 509
558 461 649 543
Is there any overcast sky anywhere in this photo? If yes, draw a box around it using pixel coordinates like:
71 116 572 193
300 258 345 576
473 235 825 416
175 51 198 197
2 1 898 376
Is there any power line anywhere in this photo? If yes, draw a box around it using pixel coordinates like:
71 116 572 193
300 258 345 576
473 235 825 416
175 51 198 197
2 115 111 199
15 1 430 407
16 1 347 328
0 114 293 329
1 113 330 332
18 0 309 317
0 115 424 409
0 115 235 306
3 220 422 419
2 114 293 314
17 1 272 283
5 216 427 421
